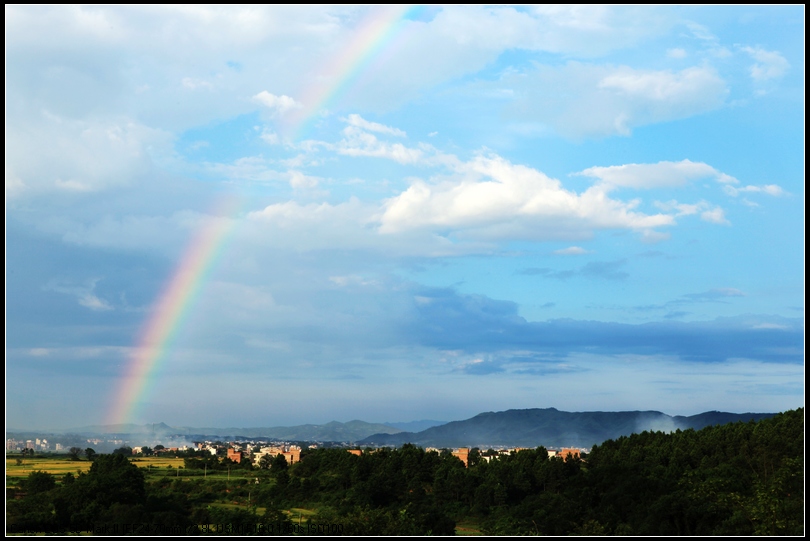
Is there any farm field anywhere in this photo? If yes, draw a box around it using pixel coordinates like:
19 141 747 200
5 455 259 482
129 457 185 468
455 520 485 536
5 457 92 479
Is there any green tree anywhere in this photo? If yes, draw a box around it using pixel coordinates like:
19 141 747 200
468 447 482 467
271 453 288 471
26 470 57 494
55 453 148 530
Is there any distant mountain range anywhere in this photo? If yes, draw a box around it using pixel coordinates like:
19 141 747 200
59 420 403 442
359 408 776 449
383 420 447 433
27 409 775 448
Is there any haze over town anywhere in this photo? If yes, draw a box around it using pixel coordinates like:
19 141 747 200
6 6 804 431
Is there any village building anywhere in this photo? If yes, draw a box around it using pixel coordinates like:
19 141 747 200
452 447 470 467
253 445 302 465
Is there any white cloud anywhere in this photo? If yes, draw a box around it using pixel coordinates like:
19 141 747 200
685 21 717 43
345 114 406 137
5 113 170 198
379 155 674 239
499 63 728 138
55 179 94 192
553 246 590 255
245 199 381 251
253 91 301 117
240 152 690 253
752 322 790 330
287 170 322 191
79 295 114 311
205 156 281 183
259 129 280 145
5 168 25 199
45 278 113 311
577 160 737 189
655 199 704 216
640 229 671 244
716 288 744 297
742 46 790 82
700 207 729 225
329 275 379 288
182 77 215 91
204 156 328 191
667 48 687 59
240 197 488 261
337 125 425 164
598 66 717 102
0 5 689 140
523 5 671 55
724 184 786 197
654 199 729 225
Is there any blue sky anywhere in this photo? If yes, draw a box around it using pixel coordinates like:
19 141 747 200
6 6 804 430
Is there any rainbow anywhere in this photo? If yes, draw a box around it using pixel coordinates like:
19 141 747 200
281 5 426 139
107 198 239 426
108 6 426 426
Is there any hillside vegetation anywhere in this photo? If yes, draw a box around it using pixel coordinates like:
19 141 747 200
6 408 803 535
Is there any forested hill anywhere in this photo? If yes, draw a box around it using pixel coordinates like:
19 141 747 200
359 408 776 448
6 409 803 535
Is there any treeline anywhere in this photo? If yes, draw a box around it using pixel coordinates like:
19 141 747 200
251 408 804 535
7 454 196 534
6 408 803 535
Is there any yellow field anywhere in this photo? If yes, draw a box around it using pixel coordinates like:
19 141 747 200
6 457 92 478
129 457 185 469
5 456 189 480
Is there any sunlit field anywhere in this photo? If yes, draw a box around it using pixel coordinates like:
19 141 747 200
4 455 249 482
5 456 92 479
129 456 185 468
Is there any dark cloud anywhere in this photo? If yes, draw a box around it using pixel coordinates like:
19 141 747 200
6 223 164 350
411 287 803 364
517 260 627 281
684 288 745 301
457 351 578 377
633 288 747 314
580 260 628 280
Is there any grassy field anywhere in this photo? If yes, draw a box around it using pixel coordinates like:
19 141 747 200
6 456 258 483
6 457 92 479
288 507 318 524
455 520 484 536
129 457 185 468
